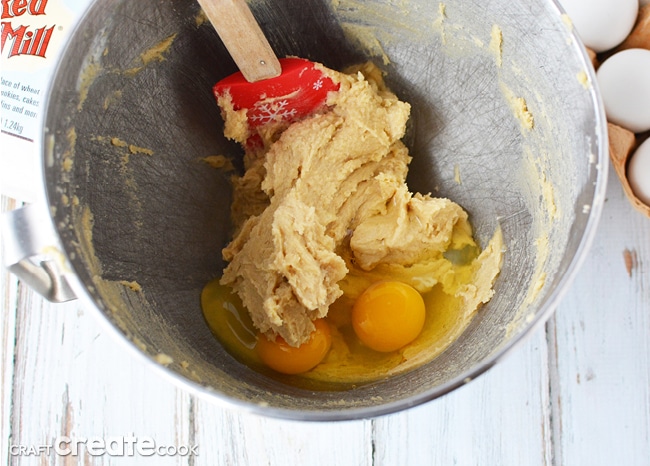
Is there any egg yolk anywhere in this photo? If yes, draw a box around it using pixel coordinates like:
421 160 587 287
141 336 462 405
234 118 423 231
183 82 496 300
256 319 332 375
352 281 425 352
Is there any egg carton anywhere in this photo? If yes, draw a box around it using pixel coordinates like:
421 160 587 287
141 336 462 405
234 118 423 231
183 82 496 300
578 3 650 217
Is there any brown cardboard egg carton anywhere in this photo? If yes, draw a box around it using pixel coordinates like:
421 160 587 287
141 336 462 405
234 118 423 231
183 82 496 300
589 5 650 217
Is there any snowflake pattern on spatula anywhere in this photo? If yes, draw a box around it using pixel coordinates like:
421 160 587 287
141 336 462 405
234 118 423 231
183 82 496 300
249 101 298 125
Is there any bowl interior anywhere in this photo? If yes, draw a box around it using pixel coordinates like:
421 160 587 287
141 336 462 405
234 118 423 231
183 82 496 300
43 0 605 419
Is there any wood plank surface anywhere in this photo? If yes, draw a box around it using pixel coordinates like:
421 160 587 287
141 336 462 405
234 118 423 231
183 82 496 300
548 167 650 466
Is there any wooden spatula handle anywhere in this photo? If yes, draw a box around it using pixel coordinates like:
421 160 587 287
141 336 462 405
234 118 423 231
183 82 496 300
198 0 282 82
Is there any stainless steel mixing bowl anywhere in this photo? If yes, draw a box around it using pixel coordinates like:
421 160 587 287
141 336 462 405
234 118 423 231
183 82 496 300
12 0 608 419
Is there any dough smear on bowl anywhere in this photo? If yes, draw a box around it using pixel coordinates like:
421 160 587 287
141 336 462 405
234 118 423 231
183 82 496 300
217 62 502 349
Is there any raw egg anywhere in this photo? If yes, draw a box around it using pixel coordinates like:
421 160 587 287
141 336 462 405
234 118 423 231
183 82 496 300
597 49 650 134
256 319 332 375
352 281 425 352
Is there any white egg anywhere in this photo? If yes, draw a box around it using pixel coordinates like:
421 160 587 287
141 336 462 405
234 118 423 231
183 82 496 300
628 138 650 206
597 49 650 134
557 0 638 52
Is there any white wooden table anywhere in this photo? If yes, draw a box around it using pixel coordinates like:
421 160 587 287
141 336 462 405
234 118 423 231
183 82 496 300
1 160 649 465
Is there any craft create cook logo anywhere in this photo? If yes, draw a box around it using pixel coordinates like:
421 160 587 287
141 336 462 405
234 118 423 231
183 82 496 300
1 0 54 59
10 436 200 457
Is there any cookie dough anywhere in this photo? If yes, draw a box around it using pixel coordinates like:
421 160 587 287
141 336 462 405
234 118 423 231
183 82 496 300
218 62 502 348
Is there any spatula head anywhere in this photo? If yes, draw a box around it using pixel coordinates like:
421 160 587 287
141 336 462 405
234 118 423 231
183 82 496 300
213 57 339 130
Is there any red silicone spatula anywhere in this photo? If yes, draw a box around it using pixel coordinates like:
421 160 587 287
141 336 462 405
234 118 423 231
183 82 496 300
197 0 339 134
